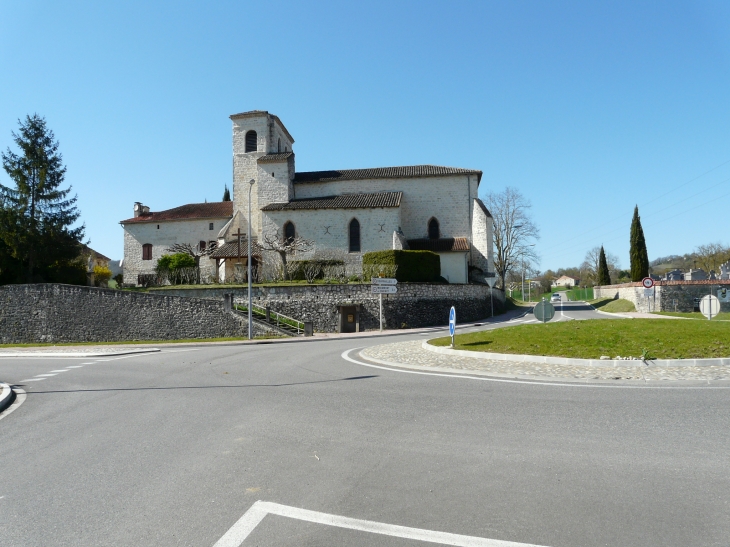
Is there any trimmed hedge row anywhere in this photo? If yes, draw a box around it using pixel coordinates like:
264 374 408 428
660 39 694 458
287 259 345 280
362 250 441 282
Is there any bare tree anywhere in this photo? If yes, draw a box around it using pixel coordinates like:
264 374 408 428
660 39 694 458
581 246 620 285
483 187 540 289
259 229 314 281
694 242 730 274
302 261 321 284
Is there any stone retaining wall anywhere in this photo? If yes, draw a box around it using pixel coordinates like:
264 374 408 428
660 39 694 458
152 283 505 332
594 280 730 313
0 284 272 344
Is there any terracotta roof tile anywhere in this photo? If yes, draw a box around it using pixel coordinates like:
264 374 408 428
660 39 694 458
258 152 294 163
120 202 233 224
294 165 482 184
407 237 470 252
261 192 402 211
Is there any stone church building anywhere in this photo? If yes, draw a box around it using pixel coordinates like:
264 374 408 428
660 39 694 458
121 110 494 285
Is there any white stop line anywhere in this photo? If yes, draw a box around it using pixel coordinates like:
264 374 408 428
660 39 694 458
213 500 550 547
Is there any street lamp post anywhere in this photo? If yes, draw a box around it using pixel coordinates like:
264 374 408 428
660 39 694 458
520 244 535 302
247 178 255 340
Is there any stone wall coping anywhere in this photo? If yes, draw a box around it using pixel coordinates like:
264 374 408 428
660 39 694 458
421 339 730 368
594 280 730 289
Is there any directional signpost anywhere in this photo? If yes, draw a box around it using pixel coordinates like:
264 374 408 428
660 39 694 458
372 278 398 332
449 306 456 347
533 299 555 323
700 294 721 320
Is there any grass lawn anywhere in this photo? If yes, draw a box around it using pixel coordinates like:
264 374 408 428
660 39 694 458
589 298 636 313
653 311 730 321
429 319 730 359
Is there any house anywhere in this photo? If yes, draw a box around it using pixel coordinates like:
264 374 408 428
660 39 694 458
552 275 579 288
121 110 494 285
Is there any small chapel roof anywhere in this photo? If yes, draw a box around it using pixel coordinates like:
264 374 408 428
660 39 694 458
120 201 233 224
261 191 402 211
293 165 482 184
407 237 471 252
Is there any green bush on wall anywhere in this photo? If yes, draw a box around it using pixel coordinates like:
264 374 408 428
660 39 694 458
362 250 441 282
287 259 345 280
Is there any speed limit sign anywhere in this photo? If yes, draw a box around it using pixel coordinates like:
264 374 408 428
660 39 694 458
642 277 654 289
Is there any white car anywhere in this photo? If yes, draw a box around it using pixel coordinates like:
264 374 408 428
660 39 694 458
551 293 561 302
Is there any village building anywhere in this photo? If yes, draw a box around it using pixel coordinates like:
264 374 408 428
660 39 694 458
121 110 494 285
552 275 579 288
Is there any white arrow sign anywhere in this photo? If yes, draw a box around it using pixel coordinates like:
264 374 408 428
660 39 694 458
372 278 397 285
372 285 397 294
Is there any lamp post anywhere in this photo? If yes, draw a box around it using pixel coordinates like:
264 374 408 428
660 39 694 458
520 244 535 302
247 178 255 340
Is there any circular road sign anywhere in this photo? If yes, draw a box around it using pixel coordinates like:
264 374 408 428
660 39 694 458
534 301 555 323
449 306 456 336
642 277 654 289
700 295 721 320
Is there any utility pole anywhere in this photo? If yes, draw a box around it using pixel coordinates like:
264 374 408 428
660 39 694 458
247 178 255 340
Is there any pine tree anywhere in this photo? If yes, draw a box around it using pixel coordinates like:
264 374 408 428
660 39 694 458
0 114 85 283
629 205 649 281
222 184 231 201
597 245 611 286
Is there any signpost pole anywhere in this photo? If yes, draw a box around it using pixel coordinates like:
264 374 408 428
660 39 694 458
379 292 383 333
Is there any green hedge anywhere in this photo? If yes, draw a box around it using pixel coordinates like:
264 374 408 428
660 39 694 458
362 250 440 282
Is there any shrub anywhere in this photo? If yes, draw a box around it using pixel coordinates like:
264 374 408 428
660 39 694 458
113 273 124 287
93 265 112 286
288 259 345 281
156 253 195 273
362 250 440 282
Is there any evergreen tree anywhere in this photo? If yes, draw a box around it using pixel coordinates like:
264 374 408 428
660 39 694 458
0 114 85 283
629 205 649 281
597 245 611 286
222 184 231 201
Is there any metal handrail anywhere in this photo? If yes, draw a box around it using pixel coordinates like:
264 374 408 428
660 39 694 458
236 302 304 334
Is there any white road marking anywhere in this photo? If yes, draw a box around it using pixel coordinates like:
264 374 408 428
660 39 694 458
50 370 69 373
82 362 95 365
19 378 45 382
34 373 57 377
214 500 550 547
341 349 730 390
0 388 26 421
66 365 83 368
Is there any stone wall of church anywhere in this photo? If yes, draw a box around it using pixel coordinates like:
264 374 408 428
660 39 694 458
153 283 506 332
292 175 478 242
262 207 402 262
470 199 493 280
122 219 224 285
0 284 274 344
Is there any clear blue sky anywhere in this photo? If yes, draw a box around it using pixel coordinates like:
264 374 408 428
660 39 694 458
2 0 729 272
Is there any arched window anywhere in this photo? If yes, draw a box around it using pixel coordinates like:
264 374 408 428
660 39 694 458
142 243 152 260
428 218 440 239
245 130 257 153
278 138 281 153
199 241 206 251
349 218 361 253
283 221 295 242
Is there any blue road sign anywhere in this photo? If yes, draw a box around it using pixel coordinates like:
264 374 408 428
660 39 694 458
449 306 456 336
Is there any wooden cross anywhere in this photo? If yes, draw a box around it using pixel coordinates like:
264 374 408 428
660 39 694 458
233 229 245 263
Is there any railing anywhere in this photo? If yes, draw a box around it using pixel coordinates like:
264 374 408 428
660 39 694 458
235 302 304 335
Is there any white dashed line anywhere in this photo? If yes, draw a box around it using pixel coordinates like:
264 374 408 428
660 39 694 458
20 378 45 382
66 365 83 368
215 500 550 547
34 373 57 377
50 370 69 373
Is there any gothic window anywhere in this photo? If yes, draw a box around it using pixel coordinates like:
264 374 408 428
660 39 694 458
284 221 295 242
142 244 152 260
278 138 281 153
245 130 257 153
199 241 206 251
428 218 440 239
349 218 361 253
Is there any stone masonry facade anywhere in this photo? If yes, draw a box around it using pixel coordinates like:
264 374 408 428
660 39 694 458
594 280 730 313
0 284 273 344
153 283 506 332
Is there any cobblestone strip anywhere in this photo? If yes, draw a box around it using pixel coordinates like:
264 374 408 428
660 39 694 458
360 340 730 381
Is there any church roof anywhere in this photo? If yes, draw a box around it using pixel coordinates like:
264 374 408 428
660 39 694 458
120 201 233 224
258 152 294 163
261 191 402 211
407 237 471 252
293 165 482 184
209 239 260 259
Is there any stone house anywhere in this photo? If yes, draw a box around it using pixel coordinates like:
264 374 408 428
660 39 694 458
121 110 494 285
552 275 579 288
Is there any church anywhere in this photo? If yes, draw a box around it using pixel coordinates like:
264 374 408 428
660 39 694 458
120 110 494 285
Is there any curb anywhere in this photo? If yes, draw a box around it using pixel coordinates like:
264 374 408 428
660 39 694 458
421 340 730 368
0 348 161 358
0 382 14 414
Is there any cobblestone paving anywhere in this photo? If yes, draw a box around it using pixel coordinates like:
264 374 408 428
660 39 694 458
361 340 730 381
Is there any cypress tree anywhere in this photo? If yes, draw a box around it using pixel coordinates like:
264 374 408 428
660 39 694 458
629 205 649 281
597 245 611 286
1 114 85 283
222 184 231 201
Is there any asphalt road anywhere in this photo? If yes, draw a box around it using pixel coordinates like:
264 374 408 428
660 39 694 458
1 307 729 547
